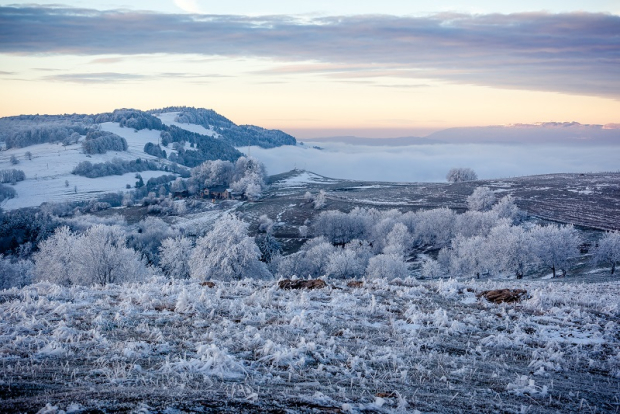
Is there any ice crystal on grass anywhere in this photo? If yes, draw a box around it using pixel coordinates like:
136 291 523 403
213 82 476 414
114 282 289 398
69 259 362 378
0 277 618 412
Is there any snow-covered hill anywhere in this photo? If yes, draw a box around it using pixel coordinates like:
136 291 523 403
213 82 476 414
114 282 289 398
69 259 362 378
0 107 299 210
0 127 175 210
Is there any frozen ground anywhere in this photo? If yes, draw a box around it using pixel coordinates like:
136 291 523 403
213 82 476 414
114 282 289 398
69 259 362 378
0 276 618 412
246 170 620 234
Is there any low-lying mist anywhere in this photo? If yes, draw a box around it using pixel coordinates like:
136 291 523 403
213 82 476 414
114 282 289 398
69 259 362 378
248 142 620 182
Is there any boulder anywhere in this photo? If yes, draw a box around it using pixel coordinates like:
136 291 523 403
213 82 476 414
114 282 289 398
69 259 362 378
278 279 327 290
478 289 527 304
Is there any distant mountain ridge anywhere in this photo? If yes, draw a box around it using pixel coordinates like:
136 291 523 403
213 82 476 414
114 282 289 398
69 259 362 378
306 136 441 146
308 122 620 146
426 123 620 145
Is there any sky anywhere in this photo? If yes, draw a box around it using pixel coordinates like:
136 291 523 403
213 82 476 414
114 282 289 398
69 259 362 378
1 1 619 138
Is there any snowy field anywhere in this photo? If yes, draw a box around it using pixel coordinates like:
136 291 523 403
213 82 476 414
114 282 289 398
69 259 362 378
0 124 178 210
154 112 219 137
248 142 620 182
1 276 618 412
272 171 340 188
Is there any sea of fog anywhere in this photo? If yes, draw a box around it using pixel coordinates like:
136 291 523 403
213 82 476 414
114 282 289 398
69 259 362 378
247 142 620 182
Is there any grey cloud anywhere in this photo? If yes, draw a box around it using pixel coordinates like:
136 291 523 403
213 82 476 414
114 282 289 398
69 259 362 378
1 7 619 98
42 71 231 83
43 72 147 83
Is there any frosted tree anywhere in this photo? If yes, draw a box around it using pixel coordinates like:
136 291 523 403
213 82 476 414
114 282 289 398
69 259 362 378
445 235 490 278
189 214 269 281
189 159 234 194
413 208 456 248
244 181 263 201
0 255 34 290
256 233 281 264
491 195 523 223
487 224 535 279
345 239 374 272
276 237 335 278
257 214 274 234
233 156 267 184
129 217 178 265
313 190 327 209
530 224 581 278
454 210 503 238
230 156 267 200
34 226 78 285
383 222 411 257
174 200 187 215
73 225 148 285
467 187 496 211
170 177 187 193
35 225 147 286
371 211 403 253
326 248 365 279
300 237 336 276
366 254 409 280
159 236 194 279
446 167 477 183
420 258 443 279
593 231 620 274
313 209 368 245
122 192 135 207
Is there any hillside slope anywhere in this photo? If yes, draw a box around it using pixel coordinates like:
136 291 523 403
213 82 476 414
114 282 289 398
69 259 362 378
0 107 297 209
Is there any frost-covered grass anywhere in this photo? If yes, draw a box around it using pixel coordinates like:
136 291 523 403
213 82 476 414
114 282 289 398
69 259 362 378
1 277 618 412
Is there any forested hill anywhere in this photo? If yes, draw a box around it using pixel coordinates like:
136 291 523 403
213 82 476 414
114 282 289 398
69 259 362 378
0 107 296 150
150 107 297 148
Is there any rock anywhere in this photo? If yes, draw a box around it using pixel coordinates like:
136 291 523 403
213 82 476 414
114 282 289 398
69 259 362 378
477 289 527 304
278 279 327 290
347 281 364 288
376 392 397 398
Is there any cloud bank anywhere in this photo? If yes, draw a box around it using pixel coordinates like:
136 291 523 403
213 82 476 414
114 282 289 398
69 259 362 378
1 7 619 98
249 142 620 182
